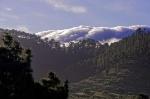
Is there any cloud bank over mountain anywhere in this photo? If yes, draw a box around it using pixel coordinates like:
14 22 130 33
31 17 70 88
36 25 150 44
45 0 87 14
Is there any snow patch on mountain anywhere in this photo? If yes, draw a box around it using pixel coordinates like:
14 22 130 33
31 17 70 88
36 25 150 44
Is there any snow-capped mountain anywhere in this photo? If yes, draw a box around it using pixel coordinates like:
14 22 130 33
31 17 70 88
1 25 150 82
36 25 150 44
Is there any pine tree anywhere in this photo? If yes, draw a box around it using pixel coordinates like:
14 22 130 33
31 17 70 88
0 33 34 99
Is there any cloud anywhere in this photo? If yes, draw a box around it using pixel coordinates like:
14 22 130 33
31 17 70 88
36 25 150 44
4 26 31 33
16 26 31 33
5 7 13 11
46 0 87 14
0 7 18 20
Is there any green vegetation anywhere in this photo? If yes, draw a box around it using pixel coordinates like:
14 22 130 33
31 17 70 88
69 28 150 98
0 33 68 99
0 28 150 99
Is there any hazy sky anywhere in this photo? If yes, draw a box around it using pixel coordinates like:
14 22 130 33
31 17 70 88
0 0 150 33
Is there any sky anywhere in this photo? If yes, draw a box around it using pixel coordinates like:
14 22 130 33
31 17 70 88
0 0 150 33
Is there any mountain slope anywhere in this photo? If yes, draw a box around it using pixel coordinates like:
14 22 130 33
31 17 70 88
1 27 150 83
70 29 150 98
0 28 105 81
1 27 150 98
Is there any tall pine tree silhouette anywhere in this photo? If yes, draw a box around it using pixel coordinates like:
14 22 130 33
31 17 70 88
0 32 69 99
0 33 34 99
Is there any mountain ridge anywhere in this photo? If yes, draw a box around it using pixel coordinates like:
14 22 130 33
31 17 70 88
36 25 150 44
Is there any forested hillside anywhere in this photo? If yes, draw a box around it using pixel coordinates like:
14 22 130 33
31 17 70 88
0 28 104 81
0 28 150 98
70 28 150 98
